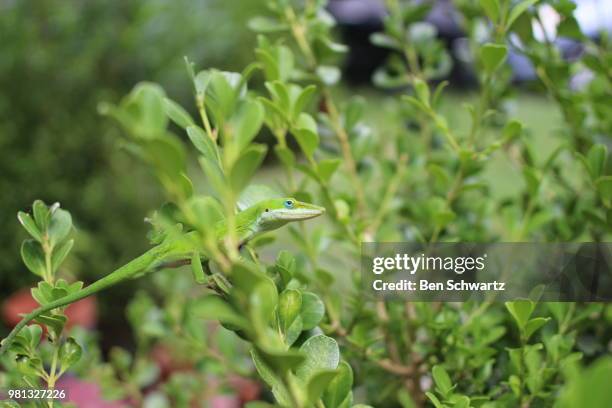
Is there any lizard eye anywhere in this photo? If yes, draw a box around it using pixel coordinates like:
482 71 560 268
284 200 294 209
265 208 270 212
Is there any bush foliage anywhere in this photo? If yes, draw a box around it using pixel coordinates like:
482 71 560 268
2 0 611 407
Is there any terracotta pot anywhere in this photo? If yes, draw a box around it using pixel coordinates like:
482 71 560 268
57 375 127 408
228 375 261 403
2 288 97 329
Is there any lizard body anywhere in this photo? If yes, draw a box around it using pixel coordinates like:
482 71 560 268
0 198 324 355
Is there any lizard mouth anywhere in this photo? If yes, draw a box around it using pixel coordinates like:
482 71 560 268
280 207 325 220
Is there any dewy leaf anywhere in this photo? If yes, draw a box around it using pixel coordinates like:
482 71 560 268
18 212 42 242
507 0 539 30
21 240 46 278
480 43 508 74
163 97 194 129
48 208 72 246
322 361 353 408
300 292 325 330
296 334 340 381
505 299 535 330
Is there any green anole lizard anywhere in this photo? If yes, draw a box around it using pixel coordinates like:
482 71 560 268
0 197 324 355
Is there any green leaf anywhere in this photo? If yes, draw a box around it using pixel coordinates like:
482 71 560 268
193 295 248 329
370 33 401 50
48 207 72 246
558 356 612 408
502 120 523 141
293 113 319 159
163 97 194 129
323 361 353 408
18 212 43 242
251 348 294 406
229 99 265 151
305 369 339 406
205 70 242 126
191 253 207 284
479 0 500 23
557 16 583 40
274 145 296 168
480 43 508 74
119 82 168 138
293 85 317 120
248 16 289 33
51 239 74 273
278 289 302 334
189 196 225 233
32 200 50 230
432 365 453 397
413 78 430 106
186 125 219 163
34 313 67 339
238 184 281 210
426 392 444 408
300 292 325 330
587 144 607 180
296 334 340 381
318 158 342 183
21 240 46 278
143 136 187 179
505 299 535 330
524 317 550 340
316 65 341 86
596 176 612 204
199 156 227 196
506 0 539 29
229 144 268 193
59 337 82 373
31 285 49 306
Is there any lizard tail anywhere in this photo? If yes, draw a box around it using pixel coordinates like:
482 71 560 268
1 243 173 356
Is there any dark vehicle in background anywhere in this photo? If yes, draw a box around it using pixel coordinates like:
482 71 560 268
328 0 612 84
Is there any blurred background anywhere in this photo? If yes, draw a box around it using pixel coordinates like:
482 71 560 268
1 0 610 406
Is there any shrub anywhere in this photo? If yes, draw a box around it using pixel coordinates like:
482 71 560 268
1 0 611 407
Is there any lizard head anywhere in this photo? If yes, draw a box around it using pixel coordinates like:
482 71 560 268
257 198 325 230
